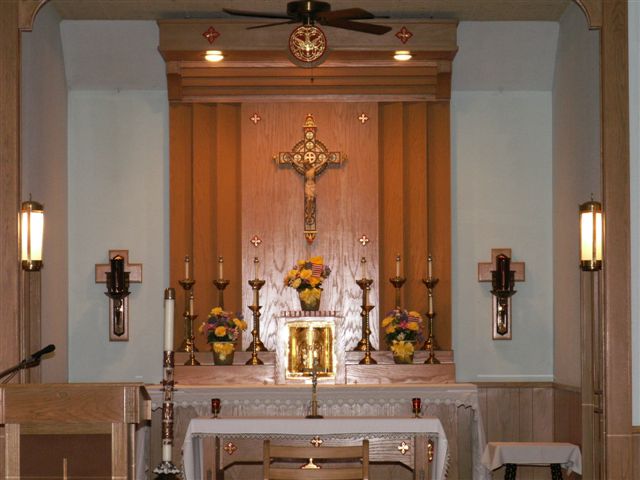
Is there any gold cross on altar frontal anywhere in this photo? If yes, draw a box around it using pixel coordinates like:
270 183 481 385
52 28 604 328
274 113 345 244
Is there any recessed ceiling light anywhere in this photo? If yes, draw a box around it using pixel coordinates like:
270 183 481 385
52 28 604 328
205 50 224 62
394 50 412 61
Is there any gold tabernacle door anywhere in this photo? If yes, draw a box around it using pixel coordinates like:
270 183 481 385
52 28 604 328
275 312 345 384
287 320 335 378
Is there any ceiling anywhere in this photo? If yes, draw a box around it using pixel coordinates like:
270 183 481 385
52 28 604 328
51 0 571 22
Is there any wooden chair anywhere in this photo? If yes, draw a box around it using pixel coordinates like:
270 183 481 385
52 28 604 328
263 439 369 480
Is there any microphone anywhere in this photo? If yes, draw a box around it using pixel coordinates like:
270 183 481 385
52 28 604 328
27 344 55 364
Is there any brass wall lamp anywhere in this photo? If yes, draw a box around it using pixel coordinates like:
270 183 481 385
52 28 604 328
579 199 602 271
95 250 142 341
478 248 525 339
20 196 44 271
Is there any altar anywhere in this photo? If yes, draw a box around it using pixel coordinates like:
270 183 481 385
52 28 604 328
147 383 488 480
182 416 448 480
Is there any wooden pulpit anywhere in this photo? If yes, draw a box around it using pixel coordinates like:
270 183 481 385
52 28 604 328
0 383 151 479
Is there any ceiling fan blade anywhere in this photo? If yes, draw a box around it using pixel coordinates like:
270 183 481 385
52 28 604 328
317 8 375 21
322 19 392 35
222 8 292 20
247 20 298 30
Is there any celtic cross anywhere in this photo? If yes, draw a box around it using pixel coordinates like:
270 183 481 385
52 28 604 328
275 114 344 244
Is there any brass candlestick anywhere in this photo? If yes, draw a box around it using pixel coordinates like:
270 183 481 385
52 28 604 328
422 273 440 364
246 278 267 363
178 278 200 366
213 278 230 309
389 276 406 308
356 278 377 365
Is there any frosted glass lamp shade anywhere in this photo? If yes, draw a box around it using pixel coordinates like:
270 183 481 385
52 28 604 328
20 199 44 271
579 200 602 271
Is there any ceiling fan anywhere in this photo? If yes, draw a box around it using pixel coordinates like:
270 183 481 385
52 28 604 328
223 1 391 65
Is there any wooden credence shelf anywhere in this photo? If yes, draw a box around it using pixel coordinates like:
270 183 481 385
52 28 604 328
174 351 455 386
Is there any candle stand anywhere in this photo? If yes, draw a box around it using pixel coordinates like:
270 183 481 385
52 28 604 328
213 278 230 309
389 276 406 308
421 276 440 364
179 278 199 366
153 288 180 479
356 277 376 364
246 278 267 364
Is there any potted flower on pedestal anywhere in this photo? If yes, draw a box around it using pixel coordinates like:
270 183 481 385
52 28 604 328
201 307 247 365
284 256 331 311
382 309 424 364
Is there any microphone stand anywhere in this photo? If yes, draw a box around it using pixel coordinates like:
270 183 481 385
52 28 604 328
0 358 40 384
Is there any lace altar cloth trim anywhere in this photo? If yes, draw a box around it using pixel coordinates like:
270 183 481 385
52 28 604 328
281 310 339 317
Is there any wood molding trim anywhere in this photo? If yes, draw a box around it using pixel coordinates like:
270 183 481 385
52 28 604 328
601 0 632 476
573 0 603 29
0 0 22 385
18 0 49 32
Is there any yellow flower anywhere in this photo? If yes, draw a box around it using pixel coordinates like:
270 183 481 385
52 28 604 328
288 269 299 278
408 311 422 319
299 269 312 279
291 278 302 289
407 321 420 331
382 316 394 327
233 318 247 330
385 324 396 334
391 340 414 358
310 256 323 264
214 326 227 337
309 276 321 287
210 307 223 316
297 259 306 266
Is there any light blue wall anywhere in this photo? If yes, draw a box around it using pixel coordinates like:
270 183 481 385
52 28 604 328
67 90 168 383
452 91 554 382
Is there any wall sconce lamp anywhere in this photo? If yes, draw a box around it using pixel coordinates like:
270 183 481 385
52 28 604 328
20 196 44 271
579 199 602 271
478 248 525 340
95 250 142 341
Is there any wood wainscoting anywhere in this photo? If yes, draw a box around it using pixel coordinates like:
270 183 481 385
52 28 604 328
477 382 581 479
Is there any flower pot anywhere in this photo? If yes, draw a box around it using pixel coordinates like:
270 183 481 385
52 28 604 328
391 341 415 364
298 289 321 311
211 342 235 365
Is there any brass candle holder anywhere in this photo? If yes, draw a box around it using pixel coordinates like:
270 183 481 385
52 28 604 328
422 274 440 364
178 278 199 366
389 276 406 308
213 278 230 309
246 278 267 364
356 277 376 364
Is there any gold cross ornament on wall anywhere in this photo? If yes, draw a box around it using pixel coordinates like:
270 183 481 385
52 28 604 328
274 113 345 244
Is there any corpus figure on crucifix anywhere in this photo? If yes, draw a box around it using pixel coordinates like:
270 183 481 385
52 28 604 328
275 113 345 243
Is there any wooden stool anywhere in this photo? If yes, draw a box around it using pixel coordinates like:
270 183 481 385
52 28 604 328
481 442 582 478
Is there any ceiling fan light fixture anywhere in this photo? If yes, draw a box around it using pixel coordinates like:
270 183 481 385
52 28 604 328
205 50 224 62
394 50 412 61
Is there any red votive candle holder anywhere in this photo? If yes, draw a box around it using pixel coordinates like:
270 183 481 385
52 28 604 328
211 398 221 418
412 397 422 417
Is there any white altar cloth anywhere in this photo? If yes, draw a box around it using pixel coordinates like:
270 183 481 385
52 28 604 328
182 416 448 480
481 442 582 475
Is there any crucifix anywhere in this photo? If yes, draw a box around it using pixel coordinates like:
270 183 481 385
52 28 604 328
275 113 345 244
304 356 323 419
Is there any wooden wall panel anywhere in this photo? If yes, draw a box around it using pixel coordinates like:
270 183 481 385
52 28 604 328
240 103 379 351
0 0 21 384
427 102 452 349
169 104 193 350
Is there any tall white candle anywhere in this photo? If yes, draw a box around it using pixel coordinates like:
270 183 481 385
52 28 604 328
162 444 172 463
218 256 224 279
428 254 433 278
184 255 190 279
164 288 175 351
395 254 401 277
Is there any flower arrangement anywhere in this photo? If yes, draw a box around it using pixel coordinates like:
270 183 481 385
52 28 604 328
382 309 424 362
284 256 331 309
201 307 247 344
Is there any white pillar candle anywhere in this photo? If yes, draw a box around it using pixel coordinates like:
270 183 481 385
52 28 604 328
184 255 190 279
218 256 224 279
164 288 175 351
395 254 401 277
162 443 172 463
428 254 433 278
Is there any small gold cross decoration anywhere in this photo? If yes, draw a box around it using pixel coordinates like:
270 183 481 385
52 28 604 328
310 436 324 447
397 441 410 455
224 442 237 455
